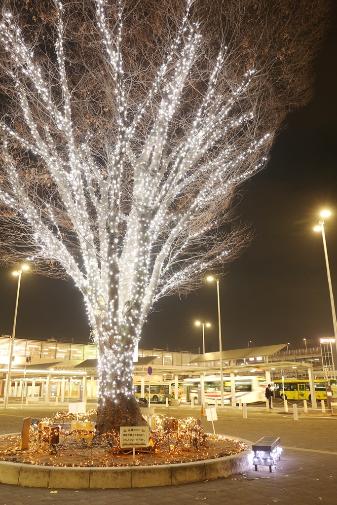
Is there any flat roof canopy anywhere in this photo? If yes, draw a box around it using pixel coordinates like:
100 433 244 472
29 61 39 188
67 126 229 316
74 356 157 369
191 344 287 363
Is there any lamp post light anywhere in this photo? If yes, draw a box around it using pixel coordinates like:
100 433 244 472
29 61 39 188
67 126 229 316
248 340 253 348
303 338 307 351
206 275 224 407
313 208 337 359
4 263 30 408
287 342 291 352
194 320 211 355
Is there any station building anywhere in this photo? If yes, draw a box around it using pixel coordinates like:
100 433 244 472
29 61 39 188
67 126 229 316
0 335 328 406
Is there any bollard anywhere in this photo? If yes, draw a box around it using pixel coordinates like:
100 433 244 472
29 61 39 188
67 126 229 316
303 399 308 413
21 417 31 450
242 403 248 419
165 397 169 407
284 399 288 413
238 399 242 409
293 403 299 421
321 400 326 413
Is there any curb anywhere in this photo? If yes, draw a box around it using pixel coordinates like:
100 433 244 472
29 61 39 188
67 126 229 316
0 435 252 489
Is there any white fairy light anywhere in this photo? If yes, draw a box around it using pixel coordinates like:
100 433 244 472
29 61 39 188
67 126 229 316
0 1 273 406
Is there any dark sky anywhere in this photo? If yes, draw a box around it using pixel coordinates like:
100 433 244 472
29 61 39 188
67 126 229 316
0 8 336 353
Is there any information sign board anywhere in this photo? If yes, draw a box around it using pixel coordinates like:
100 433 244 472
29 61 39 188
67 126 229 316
206 406 218 422
120 426 150 448
68 402 86 414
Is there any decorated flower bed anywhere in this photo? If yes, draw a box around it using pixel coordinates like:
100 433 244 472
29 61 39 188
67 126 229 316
0 411 247 468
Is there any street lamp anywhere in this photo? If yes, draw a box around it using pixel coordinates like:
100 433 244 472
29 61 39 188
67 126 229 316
4 263 30 408
286 342 291 351
248 339 253 348
206 275 224 406
303 337 307 351
194 320 211 354
313 208 337 359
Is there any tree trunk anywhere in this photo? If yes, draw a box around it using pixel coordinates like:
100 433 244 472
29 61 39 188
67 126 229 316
95 331 146 434
96 395 147 434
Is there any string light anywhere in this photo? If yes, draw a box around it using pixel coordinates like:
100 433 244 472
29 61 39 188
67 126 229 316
0 1 272 408
0 412 247 467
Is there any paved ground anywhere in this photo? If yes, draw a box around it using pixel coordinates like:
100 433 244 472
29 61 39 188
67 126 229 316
0 405 336 505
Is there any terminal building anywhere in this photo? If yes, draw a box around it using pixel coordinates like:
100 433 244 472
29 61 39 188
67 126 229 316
1 334 333 407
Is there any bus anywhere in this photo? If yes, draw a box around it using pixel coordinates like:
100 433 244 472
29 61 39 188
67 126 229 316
134 383 169 403
183 375 265 405
273 379 336 402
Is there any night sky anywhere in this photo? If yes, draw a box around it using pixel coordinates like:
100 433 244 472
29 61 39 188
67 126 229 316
0 7 336 353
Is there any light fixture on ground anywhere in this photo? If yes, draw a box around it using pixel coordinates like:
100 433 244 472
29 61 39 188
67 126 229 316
206 275 224 406
313 208 337 359
194 320 211 354
4 263 30 408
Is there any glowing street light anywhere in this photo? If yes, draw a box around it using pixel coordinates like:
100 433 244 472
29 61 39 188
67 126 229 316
319 208 332 219
194 320 211 354
313 224 322 233
313 208 337 359
4 263 30 408
303 337 307 350
206 275 224 406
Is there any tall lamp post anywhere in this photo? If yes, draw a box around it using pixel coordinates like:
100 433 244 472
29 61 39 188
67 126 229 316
206 275 224 406
4 263 30 408
194 320 211 354
313 208 337 359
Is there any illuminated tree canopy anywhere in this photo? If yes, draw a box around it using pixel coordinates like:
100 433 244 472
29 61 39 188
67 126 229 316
0 0 328 431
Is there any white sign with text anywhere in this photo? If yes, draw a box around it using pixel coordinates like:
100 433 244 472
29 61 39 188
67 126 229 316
120 426 150 448
68 402 86 414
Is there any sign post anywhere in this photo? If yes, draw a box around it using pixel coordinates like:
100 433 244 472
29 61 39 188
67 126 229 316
120 426 150 462
205 406 218 434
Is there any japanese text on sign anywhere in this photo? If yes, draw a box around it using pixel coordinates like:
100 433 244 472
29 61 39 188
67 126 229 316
120 426 149 448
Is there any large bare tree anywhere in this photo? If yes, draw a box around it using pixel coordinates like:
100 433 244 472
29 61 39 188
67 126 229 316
0 0 328 432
